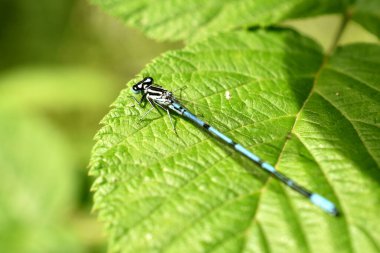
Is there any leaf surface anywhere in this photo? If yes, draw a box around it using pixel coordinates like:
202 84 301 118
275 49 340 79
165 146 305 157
90 29 380 253
91 0 349 41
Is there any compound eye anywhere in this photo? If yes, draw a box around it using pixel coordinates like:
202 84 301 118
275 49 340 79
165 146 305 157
143 77 153 84
131 85 141 94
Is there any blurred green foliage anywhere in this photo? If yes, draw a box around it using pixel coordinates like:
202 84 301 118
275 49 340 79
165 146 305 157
0 0 74 68
0 0 177 252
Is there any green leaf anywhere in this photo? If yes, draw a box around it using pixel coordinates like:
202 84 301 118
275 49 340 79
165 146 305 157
91 0 349 41
90 29 380 252
351 0 380 38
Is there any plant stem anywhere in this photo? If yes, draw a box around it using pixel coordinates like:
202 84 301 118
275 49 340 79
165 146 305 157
328 11 352 56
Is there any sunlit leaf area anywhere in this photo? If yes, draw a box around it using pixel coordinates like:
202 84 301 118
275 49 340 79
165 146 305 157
1 0 379 253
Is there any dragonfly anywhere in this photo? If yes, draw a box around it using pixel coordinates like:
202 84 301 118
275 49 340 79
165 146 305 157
131 77 339 216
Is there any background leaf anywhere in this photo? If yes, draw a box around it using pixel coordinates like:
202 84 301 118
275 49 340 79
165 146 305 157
0 0 73 68
90 0 351 41
351 0 380 38
0 110 82 253
0 67 119 253
90 29 380 252
0 67 117 111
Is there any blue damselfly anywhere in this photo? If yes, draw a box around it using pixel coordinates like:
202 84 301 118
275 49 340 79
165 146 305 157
131 77 339 216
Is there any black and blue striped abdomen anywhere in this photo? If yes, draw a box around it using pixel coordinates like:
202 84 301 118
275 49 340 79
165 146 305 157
169 102 338 216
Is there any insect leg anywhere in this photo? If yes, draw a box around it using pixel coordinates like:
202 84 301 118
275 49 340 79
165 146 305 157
166 109 176 132
139 107 155 121
155 102 176 132
127 95 140 107
139 97 159 121
139 93 147 105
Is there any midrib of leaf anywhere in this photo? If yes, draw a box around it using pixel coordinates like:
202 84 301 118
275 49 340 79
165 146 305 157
242 18 362 251
293 37 379 253
318 9 380 168
240 55 326 253
292 133 353 252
